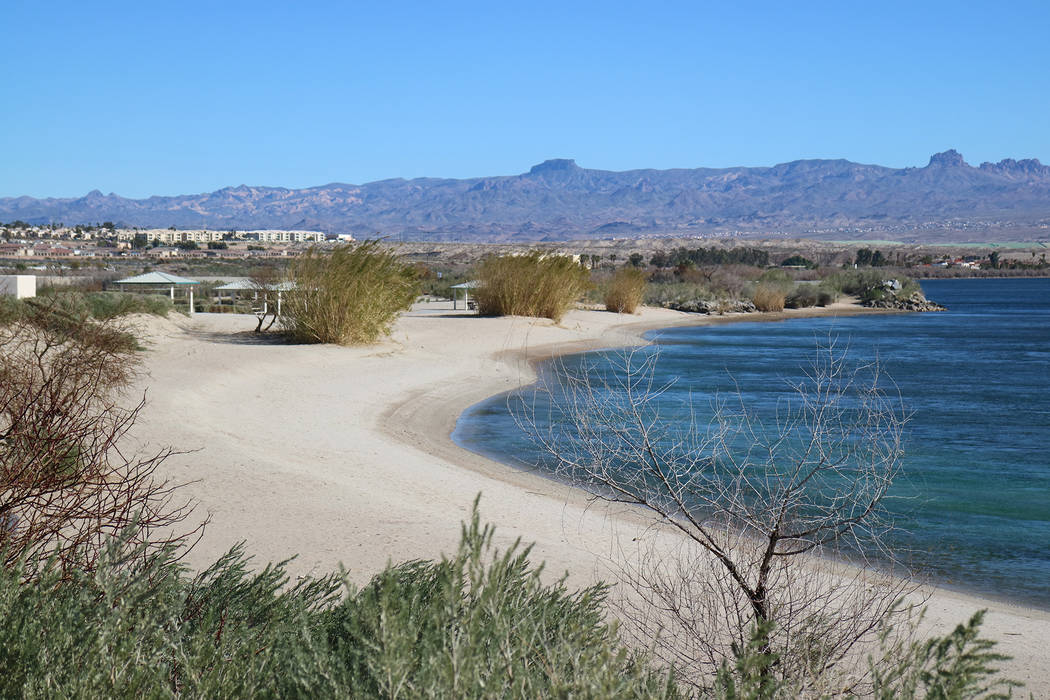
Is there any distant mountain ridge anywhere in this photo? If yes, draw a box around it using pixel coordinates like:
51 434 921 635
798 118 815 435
4 150 1050 242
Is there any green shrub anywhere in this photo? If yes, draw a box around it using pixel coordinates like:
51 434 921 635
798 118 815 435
644 281 714 307
3 291 174 326
474 253 591 322
7 296 140 355
605 267 648 313
281 241 419 345
0 506 678 698
0 295 25 325
868 609 1020 699
819 270 924 305
83 292 175 320
819 269 887 300
712 612 1020 698
757 268 794 285
785 284 834 309
780 254 816 269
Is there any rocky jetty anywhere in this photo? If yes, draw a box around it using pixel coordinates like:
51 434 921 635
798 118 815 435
664 298 758 314
864 292 946 312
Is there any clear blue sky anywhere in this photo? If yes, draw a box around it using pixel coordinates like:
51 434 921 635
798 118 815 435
3 0 1048 198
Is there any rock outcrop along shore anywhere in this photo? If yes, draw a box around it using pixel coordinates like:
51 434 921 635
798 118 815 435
865 292 947 312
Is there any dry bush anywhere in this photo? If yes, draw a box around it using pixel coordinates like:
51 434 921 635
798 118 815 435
280 241 419 345
519 342 917 693
752 282 787 312
604 268 648 314
0 298 201 579
474 253 591 322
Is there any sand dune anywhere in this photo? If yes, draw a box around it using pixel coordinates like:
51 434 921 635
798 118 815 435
130 302 1049 693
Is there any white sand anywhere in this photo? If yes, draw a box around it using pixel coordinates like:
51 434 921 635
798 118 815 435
131 303 1049 693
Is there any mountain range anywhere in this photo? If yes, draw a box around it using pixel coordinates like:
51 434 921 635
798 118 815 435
4 150 1050 242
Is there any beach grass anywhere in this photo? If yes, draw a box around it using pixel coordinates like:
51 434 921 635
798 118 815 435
474 252 591 322
604 267 648 314
281 241 419 345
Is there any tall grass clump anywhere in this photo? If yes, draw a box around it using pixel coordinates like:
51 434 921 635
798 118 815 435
0 505 678 698
604 267 648 314
752 282 787 312
751 269 793 312
474 252 591 322
281 241 419 345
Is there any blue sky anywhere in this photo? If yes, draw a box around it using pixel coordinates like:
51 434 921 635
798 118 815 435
2 1 1048 198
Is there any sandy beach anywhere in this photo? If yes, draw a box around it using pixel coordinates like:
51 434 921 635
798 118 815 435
131 302 1049 694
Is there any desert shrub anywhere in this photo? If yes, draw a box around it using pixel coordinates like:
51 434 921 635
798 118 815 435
757 268 794 286
644 282 714 307
710 612 1019 698
752 282 787 312
868 609 1020 699
280 241 419 345
0 298 198 579
898 278 923 297
709 265 756 298
0 295 25 325
785 284 835 309
0 506 678 698
780 254 816 269
474 252 591 322
83 292 174 320
819 269 887 300
820 270 925 305
325 502 676 697
604 267 648 313
4 291 174 325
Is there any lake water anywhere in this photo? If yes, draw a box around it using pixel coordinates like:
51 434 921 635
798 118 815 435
453 278 1050 608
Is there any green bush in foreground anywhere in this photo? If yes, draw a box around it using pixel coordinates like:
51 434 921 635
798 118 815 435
281 241 419 345
712 613 1019 699
474 252 591 322
605 267 648 314
0 503 1021 698
0 505 676 699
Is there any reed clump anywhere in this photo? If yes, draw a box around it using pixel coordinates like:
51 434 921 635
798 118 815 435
281 241 419 345
474 253 591 322
752 282 787 312
604 267 648 314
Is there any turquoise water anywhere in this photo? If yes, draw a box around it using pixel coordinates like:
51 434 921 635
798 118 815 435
453 278 1050 608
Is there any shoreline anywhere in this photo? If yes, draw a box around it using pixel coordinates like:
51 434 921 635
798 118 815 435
447 305 1050 615
407 304 1050 615
132 302 1050 694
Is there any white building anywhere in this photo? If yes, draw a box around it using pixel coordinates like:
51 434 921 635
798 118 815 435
245 230 329 243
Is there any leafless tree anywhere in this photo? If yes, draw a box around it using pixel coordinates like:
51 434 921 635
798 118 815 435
517 338 919 693
249 265 282 332
0 299 203 579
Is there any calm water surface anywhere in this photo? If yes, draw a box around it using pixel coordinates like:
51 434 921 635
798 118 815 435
453 278 1050 608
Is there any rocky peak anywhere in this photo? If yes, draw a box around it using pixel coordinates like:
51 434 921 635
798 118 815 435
926 149 969 168
979 158 1050 177
528 159 580 176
